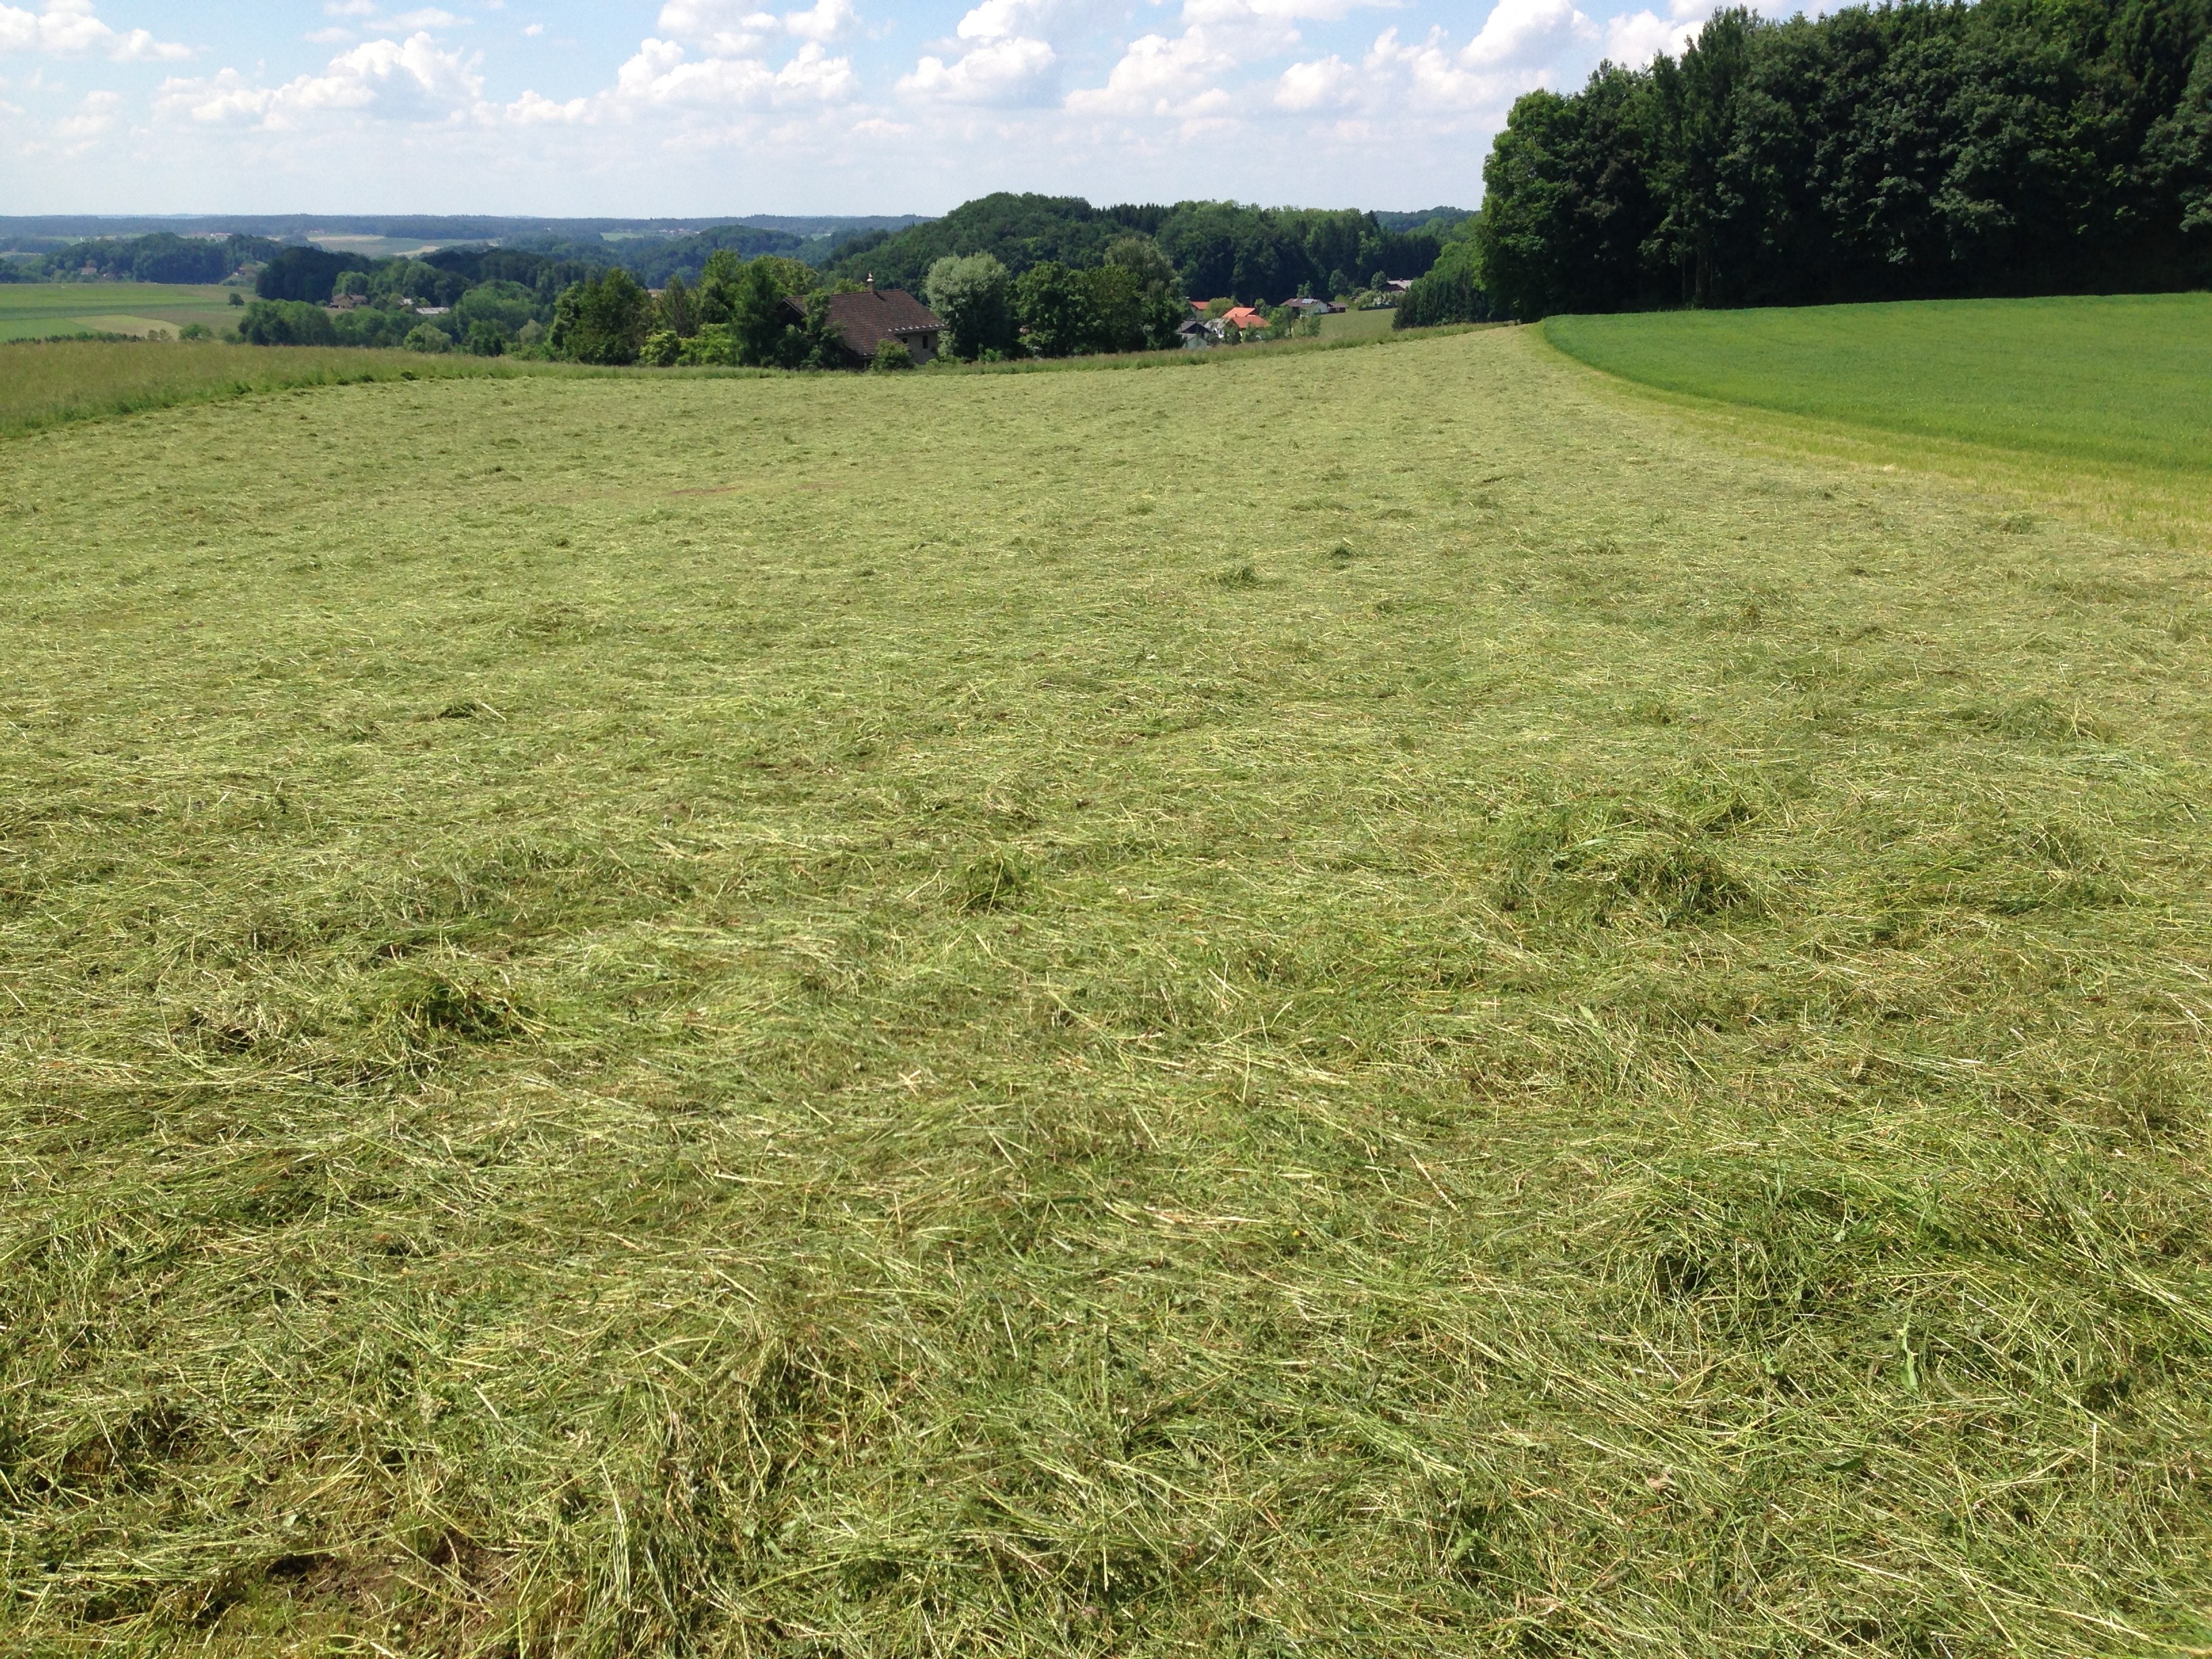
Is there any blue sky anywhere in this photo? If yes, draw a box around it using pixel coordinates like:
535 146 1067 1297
0 0 1737 215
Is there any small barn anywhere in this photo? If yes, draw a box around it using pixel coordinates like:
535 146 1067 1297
785 285 946 367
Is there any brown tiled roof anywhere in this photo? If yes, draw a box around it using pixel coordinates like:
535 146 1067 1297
784 288 944 359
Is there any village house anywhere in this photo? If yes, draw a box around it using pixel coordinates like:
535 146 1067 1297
785 281 945 367
1222 304 1271 331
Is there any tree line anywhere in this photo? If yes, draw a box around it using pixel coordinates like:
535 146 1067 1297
3 232 285 285
1475 0 2212 319
1393 221 1492 330
230 230 1385 369
827 193 1463 303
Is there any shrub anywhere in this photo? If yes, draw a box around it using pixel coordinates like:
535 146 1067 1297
403 324 453 354
872 340 916 372
641 329 681 367
679 325 739 367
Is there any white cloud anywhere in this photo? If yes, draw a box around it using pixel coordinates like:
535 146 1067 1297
1462 0 1595 69
1358 0 1593 114
1603 0 1709 64
609 35 773 106
774 37 858 93
319 0 461 27
900 30 1056 104
655 0 854 52
1067 0 1393 119
1065 24 1237 115
155 32 483 129
783 0 857 43
1273 51 1353 110
502 28 855 125
504 86 587 122
655 0 772 55
0 1 189 61
52 83 115 138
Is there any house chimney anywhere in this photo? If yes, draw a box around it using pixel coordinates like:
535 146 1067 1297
865 272 875 291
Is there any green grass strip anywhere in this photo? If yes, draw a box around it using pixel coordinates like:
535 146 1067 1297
1545 294 2212 475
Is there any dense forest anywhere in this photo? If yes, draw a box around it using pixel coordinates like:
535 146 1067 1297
3 224 883 291
1477 0 2212 319
3 231 286 285
3 199 1462 310
826 194 1461 302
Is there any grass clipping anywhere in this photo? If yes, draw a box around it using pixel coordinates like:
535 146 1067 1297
1 327 2209 1656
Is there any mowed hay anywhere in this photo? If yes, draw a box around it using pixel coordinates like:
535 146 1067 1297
1 330 2210 1656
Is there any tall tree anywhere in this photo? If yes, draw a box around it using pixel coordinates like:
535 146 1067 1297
548 269 653 365
924 253 1015 360
1477 0 2212 319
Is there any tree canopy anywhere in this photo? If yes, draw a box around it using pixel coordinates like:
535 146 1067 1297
838 193 1450 302
1394 223 1494 329
1477 0 2212 319
30 231 281 285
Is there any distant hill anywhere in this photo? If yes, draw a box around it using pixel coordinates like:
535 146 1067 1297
1374 207 1475 234
0 204 1453 300
0 214 928 259
831 192 1454 303
825 195 1164 291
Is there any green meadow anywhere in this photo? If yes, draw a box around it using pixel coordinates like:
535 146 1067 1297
0 281 242 342
0 339 579 441
1314 306 1397 341
4 323 2211 1656
1544 294 2212 474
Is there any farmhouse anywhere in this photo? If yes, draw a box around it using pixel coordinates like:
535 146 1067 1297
785 285 945 367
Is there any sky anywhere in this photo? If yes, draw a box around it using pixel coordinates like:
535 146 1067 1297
0 0 1740 217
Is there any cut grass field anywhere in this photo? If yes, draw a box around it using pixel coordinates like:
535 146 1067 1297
4 324 2211 1656
0 281 242 342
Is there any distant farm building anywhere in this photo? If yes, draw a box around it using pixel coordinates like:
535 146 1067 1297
787 285 945 367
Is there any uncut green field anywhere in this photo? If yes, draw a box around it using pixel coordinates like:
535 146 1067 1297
4 329 2211 1656
1546 294 2212 474
0 281 239 341
0 339 580 439
1315 306 1396 340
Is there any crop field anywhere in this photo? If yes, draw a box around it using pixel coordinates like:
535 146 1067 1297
1545 294 2212 476
0 282 242 342
4 325 2211 1657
